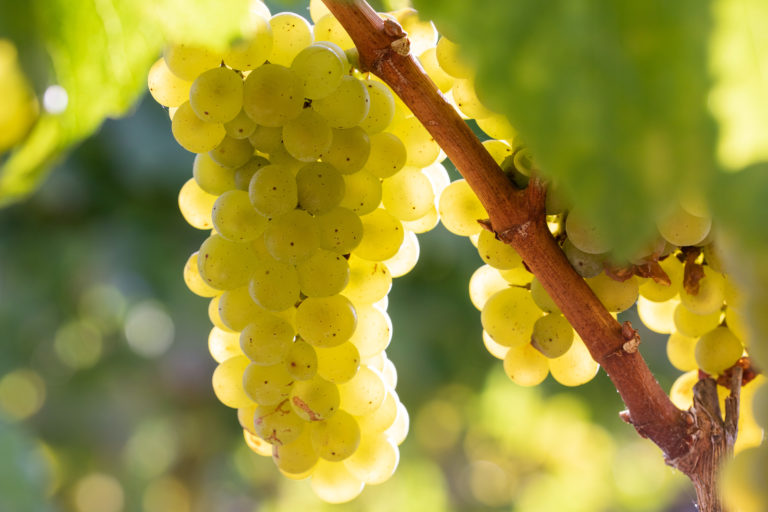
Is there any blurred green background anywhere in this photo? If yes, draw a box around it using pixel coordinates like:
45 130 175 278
1 0 750 510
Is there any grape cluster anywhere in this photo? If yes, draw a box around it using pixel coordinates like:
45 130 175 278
148 1 449 502
423 33 764 449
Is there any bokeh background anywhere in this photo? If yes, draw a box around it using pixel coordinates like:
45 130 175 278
1 0 747 510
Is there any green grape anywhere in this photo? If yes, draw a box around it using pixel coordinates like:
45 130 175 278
639 255 683 302
344 432 399 485
339 171 382 215
392 8 437 55
673 303 721 337
254 400 305 445
481 140 512 166
343 256 393 306
296 249 350 297
481 287 541 347
530 277 561 314
435 37 472 79
296 162 346 215
211 190 268 242
317 207 363 254
452 78 492 119
310 460 365 504
147 58 192 108
208 327 244 363
381 168 434 221
290 375 340 421
224 14 273 70
285 339 318 380
225 110 258 139
422 162 451 198
418 47 454 93
669 370 698 409
561 239 605 278
234 155 270 190
243 362 294 405
356 389 397 433
197 234 259 290
163 43 222 81
338 365 385 416
500 266 533 286
313 76 370 129
323 127 371 175
281 108 332 162
383 229 420 278
720 446 768 512
502 343 549 386
636 295 677 334
657 205 712 247
725 307 748 344
703 242 726 273
310 410 361 461
476 113 517 141
313 40 350 66
209 136 254 169
531 314 574 358
218 285 265 331
359 80 395 134
679 266 726 315
549 334 600 386
264 209 320 264
586 273 639 313
239 313 293 366
316 342 360 383
243 63 304 126
189 67 243 123
666 332 698 371
184 251 219 297
723 276 745 310
313 13 355 49
381 357 397 389
476 229 523 270
291 43 345 100
272 428 319 474
249 257 301 311
565 207 612 255
309 0 330 22
468 265 509 311
353 209 404 261
483 330 510 360
348 304 391 358
695 326 743 375
395 116 440 167
402 206 439 234
439 179 488 236
171 101 226 153
208 295 235 333
268 12 314 67
248 163 298 217
296 295 357 348
363 132 407 179
193 152 236 195
248 124 284 154
212 355 253 408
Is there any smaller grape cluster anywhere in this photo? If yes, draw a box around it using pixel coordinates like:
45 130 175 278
148 1 449 503
423 32 764 447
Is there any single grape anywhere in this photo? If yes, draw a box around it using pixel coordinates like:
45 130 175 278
311 410 361 461
249 257 301 311
481 287 541 347
184 250 220 298
359 80 395 134
313 76 370 129
282 108 333 162
212 355 253 408
338 365 386 416
171 101 225 153
264 209 320 264
296 294 358 348
209 327 244 363
224 14 273 70
353 209 404 262
530 277 561 314
233 156 270 190
212 190 268 242
695 326 743 375
178 179 217 230
323 127 371 175
255 400 305 445
218 285 265 331
586 273 639 313
209 136 254 169
476 229 523 270
565 207 612 255
291 43 345 100
317 206 364 254
435 37 472 79
313 12 355 49
190 67 243 123
531 314 574 358
418 47 454 93
193 152 236 195
240 313 294 365
657 205 712 247
296 162 345 215
296 249 350 297
316 342 361 383
339 171 382 216
243 362 294 405
224 110 258 139
468 265 509 311
363 132 407 179
268 12 314 66
381 168 435 221
673 303 722 338
383 229 420 278
639 255 683 302
284 339 318 380
679 266 725 315
163 43 221 81
249 124 284 154
348 304 392 358
272 428 319 474
248 163 298 217
290 375 341 421
147 58 192 107
502 343 549 386
439 179 488 236
243 64 304 127
666 332 698 371
395 116 441 167
197 234 259 290
562 239 605 278
548 334 600 386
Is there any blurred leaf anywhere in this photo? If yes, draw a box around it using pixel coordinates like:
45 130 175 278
413 0 716 258
0 0 249 207
709 0 768 170
712 164 768 368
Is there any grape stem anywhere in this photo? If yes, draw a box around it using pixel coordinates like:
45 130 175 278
323 0 736 509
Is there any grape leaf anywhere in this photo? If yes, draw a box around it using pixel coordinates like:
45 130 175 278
413 0 716 259
0 0 249 207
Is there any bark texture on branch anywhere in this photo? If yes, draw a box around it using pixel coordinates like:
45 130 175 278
322 1 736 508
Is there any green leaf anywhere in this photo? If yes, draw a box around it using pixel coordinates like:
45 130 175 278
413 0 717 259
0 0 249 207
